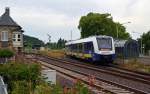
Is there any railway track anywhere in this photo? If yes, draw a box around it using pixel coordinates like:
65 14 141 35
63 57 150 83
27 56 134 94
39 61 118 94
26 54 150 94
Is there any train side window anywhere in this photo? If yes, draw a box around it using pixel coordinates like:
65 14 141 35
84 42 94 52
70 45 73 51
72 44 75 51
67 45 71 51
78 43 83 53
65 45 68 50
74 44 76 52
72 44 77 52
84 43 88 52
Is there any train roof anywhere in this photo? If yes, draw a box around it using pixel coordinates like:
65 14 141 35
66 35 112 45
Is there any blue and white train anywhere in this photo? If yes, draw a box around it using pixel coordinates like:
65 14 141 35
65 35 116 63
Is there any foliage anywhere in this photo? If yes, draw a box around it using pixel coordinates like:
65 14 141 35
11 80 30 94
49 84 63 94
57 38 67 49
24 34 66 50
140 31 150 54
0 62 90 94
0 63 41 81
46 38 67 49
0 49 14 57
120 59 150 73
39 50 65 58
74 81 89 94
0 63 41 94
34 82 52 94
24 35 44 48
35 80 89 94
78 12 130 39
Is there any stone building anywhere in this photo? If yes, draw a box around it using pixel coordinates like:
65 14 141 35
0 7 24 52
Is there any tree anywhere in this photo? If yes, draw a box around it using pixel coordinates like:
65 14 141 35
78 12 130 39
45 38 67 49
24 35 44 47
57 38 67 49
141 31 150 54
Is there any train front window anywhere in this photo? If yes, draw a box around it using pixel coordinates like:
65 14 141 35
97 38 112 50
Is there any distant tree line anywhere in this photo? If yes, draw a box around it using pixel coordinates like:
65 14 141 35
23 34 67 50
45 38 67 49
24 35 44 48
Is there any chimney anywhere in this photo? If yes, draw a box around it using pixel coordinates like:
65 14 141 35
5 7 10 16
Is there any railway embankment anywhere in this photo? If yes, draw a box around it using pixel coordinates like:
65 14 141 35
26 53 150 94
37 50 150 74
115 58 150 73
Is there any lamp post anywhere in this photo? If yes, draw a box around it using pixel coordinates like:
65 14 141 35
116 22 131 39
132 31 143 56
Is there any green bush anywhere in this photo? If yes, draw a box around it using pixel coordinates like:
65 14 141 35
11 80 30 94
0 63 90 94
35 82 63 94
75 81 89 94
0 49 14 57
0 63 41 94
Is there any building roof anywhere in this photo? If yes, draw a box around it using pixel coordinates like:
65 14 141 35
114 39 138 47
0 7 21 28
114 40 127 47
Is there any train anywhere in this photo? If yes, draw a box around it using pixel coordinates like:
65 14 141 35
65 35 116 63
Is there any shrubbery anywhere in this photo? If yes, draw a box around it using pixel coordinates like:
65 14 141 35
120 59 150 73
0 63 41 94
0 63 90 94
0 49 14 57
0 49 14 63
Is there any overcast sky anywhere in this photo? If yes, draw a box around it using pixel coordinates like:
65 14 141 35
0 0 150 42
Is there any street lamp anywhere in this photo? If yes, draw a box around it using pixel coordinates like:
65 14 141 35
132 31 143 56
116 21 131 38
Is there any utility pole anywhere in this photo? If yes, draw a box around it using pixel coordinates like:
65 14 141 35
47 34 51 49
71 30 72 41
47 34 51 43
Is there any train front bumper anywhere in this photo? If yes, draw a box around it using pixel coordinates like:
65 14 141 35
92 53 116 62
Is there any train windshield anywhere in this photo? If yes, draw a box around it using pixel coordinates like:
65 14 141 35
97 38 112 50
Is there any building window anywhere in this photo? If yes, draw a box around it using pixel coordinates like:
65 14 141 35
13 34 16 38
17 34 21 41
18 39 20 41
1 31 8 41
12 34 16 41
18 34 20 38
12 34 21 42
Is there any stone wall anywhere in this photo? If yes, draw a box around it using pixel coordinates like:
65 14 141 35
0 26 12 49
0 26 23 52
